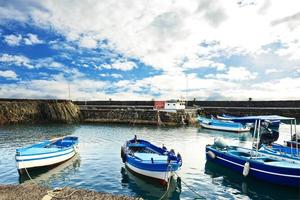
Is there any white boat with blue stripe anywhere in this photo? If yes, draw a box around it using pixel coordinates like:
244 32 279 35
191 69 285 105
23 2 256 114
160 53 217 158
121 136 182 184
16 136 78 174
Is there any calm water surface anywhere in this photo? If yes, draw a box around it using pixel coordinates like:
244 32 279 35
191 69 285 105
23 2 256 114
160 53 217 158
0 123 299 200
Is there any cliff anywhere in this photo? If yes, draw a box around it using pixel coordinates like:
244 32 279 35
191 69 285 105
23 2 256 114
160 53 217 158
0 100 81 125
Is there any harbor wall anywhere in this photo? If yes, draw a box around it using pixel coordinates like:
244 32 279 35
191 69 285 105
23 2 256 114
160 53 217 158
81 108 198 126
0 99 299 125
0 99 81 125
75 100 300 117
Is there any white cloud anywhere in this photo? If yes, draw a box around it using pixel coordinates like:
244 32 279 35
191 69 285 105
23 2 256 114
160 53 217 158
0 70 18 80
100 73 123 78
0 53 33 68
3 33 43 46
23 33 43 45
206 67 257 81
265 68 281 74
79 36 98 48
100 61 137 71
3 34 22 46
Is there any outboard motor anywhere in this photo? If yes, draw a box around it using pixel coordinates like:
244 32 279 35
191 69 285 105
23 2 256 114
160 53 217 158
258 125 279 148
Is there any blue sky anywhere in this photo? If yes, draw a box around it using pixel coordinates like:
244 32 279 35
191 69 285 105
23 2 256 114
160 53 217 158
0 0 299 100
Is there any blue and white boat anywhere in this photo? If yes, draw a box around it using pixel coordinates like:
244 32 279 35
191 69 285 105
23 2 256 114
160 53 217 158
121 136 182 184
206 142 300 187
205 115 300 187
16 136 78 174
259 143 300 160
217 114 280 129
197 116 250 133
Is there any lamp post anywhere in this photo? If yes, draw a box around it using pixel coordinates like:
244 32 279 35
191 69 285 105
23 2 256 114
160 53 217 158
185 74 188 102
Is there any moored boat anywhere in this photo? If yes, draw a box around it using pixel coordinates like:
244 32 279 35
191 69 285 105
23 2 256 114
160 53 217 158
16 136 79 175
206 143 300 187
216 114 280 129
259 143 300 159
197 116 250 133
121 136 182 184
205 115 300 187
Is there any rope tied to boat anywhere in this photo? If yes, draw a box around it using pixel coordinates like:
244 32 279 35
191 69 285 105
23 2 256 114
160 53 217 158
173 171 205 200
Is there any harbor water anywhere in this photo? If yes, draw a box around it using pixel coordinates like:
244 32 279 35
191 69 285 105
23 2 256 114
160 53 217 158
0 123 299 199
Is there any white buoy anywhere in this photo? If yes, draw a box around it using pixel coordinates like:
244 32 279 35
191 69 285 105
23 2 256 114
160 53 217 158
207 150 216 159
243 162 250 177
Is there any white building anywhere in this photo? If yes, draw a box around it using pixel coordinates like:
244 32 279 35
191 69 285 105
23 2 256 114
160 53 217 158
164 100 186 110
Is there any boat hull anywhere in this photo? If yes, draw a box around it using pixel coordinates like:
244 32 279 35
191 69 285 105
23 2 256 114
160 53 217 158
125 162 173 184
206 146 300 187
16 146 78 174
200 122 250 133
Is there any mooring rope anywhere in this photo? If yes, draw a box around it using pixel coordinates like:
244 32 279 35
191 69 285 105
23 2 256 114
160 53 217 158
173 171 205 200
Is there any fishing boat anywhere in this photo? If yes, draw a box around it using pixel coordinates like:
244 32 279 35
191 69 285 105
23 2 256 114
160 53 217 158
217 114 280 129
197 116 250 133
16 136 79 175
205 116 300 187
259 143 300 160
121 136 182 184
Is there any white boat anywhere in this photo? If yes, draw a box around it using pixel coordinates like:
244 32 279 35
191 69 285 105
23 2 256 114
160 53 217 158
16 136 79 174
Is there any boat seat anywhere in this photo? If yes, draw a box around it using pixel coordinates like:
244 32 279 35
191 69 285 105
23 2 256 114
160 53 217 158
134 153 168 162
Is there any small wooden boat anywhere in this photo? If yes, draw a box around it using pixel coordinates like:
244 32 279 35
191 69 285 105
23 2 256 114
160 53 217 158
121 136 182 184
16 136 78 174
197 116 250 133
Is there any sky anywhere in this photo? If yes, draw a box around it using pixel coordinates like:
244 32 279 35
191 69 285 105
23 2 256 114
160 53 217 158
0 0 299 101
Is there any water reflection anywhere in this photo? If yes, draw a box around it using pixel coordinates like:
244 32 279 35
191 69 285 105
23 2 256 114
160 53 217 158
204 160 299 200
19 155 81 186
120 167 181 200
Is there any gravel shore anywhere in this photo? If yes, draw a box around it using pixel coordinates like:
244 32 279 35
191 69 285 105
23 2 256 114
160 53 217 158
0 184 140 200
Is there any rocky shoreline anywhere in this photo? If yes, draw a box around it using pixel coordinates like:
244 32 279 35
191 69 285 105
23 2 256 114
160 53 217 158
0 184 140 200
0 100 81 125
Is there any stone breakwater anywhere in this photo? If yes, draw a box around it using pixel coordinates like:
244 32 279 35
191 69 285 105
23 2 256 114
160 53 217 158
0 99 81 125
81 108 198 126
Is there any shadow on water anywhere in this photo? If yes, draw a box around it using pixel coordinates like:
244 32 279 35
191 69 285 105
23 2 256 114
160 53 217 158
120 167 181 200
204 160 300 200
19 155 81 186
